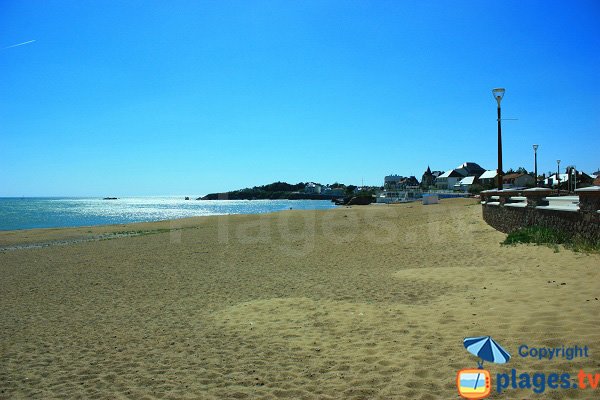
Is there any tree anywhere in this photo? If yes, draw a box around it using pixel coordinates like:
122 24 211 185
345 185 357 196
516 167 528 174
468 184 484 194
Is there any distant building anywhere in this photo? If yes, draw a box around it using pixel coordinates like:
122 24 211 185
544 173 569 188
455 176 477 192
503 173 535 188
478 170 497 187
384 175 419 190
304 183 322 194
403 176 420 188
543 171 593 190
564 167 594 189
384 174 403 188
454 162 486 178
435 169 465 190
421 166 435 189
435 162 486 190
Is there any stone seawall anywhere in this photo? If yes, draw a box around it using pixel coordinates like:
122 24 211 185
480 187 600 243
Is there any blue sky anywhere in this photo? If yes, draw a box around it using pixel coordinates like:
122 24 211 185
1 0 599 196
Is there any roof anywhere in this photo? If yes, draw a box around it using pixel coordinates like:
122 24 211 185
438 169 464 178
456 162 481 170
384 175 403 182
459 176 476 185
479 170 497 179
454 162 485 177
503 173 528 180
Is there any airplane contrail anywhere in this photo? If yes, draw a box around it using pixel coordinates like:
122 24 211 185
4 40 36 49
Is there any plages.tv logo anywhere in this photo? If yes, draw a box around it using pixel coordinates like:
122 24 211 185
457 336 511 399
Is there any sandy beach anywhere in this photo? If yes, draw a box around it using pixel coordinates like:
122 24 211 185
1 198 599 399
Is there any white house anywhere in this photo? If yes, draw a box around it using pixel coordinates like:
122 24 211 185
544 173 569 187
435 162 486 190
478 170 497 186
435 169 464 190
304 183 322 194
455 176 476 192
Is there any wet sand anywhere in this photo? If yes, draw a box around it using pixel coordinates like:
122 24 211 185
1 198 599 399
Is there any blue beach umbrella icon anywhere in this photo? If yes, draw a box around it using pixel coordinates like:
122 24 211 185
463 336 511 391
464 336 511 366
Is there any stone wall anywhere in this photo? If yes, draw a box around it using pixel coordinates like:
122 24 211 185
480 187 600 243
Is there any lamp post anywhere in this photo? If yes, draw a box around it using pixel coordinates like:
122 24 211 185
492 88 506 190
533 144 539 187
556 159 561 195
572 166 577 192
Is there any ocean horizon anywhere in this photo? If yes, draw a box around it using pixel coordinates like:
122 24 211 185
0 197 337 231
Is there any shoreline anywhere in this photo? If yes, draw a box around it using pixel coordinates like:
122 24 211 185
0 198 337 233
0 204 345 249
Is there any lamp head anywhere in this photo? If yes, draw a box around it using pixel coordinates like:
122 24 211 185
533 144 538 152
492 88 505 106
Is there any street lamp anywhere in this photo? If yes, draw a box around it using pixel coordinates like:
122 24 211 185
533 144 539 187
492 88 506 190
556 159 561 195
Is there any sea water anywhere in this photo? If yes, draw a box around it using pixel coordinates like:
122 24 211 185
0 197 337 231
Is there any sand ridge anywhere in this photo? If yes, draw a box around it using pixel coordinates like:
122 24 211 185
1 198 599 399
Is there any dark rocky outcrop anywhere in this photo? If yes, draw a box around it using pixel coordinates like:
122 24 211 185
198 192 342 201
343 196 376 206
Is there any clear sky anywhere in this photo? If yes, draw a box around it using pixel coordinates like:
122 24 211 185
1 0 599 196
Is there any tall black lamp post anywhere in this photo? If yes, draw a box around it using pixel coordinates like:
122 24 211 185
556 159 561 195
533 144 539 187
492 88 506 190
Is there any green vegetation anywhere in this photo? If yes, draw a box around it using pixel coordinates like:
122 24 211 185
345 185 357 196
469 182 496 194
253 181 306 192
353 189 376 197
200 181 352 200
505 167 529 174
503 226 600 253
468 184 484 194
